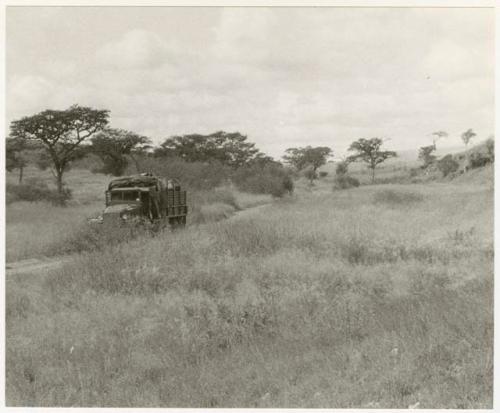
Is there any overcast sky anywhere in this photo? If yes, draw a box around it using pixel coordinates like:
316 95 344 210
6 6 494 159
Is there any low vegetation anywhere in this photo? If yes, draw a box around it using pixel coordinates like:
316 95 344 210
437 154 460 177
6 179 72 205
6 172 493 407
134 157 293 198
334 174 360 190
6 201 101 262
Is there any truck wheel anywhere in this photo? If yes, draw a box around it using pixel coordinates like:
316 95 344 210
152 219 167 233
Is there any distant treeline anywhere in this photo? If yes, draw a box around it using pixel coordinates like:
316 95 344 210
16 104 494 202
6 105 297 201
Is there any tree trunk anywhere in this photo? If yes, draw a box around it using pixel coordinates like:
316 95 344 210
56 170 64 195
371 167 376 183
129 154 141 173
18 166 23 184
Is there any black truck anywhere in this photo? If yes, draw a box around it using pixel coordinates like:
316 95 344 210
100 173 188 227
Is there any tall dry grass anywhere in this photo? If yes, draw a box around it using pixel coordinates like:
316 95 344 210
6 169 272 262
6 179 493 408
6 201 102 262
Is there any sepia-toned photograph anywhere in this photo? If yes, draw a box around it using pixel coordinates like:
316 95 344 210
4 2 495 409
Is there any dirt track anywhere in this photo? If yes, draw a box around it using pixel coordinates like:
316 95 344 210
5 256 75 277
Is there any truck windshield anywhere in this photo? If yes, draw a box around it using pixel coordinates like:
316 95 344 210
110 191 140 201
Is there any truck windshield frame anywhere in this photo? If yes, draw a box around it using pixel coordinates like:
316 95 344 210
110 190 142 202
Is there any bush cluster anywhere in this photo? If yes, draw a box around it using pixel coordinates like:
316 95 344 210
437 154 459 177
335 161 349 176
132 156 294 198
232 164 294 198
6 179 72 205
469 152 493 169
334 175 360 189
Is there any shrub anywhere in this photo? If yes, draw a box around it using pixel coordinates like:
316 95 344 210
486 138 494 162
334 175 360 189
319 171 328 178
335 161 349 176
236 174 286 197
6 179 72 206
92 156 129 176
303 167 317 184
437 154 459 177
74 153 104 171
418 145 437 168
282 175 294 195
469 152 492 169
232 164 293 197
409 168 419 178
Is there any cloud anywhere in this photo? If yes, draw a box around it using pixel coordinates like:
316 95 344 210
95 29 172 70
44 59 78 79
6 8 495 158
422 39 493 81
8 75 54 116
211 8 274 64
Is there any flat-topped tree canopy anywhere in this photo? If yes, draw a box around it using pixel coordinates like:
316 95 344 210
9 104 109 199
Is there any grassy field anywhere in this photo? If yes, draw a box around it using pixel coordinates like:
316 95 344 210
6 168 107 262
6 168 270 262
5 166 493 408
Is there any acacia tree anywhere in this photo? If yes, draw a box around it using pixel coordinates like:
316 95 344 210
10 105 109 195
432 130 448 146
91 128 151 176
6 137 29 183
246 152 280 168
461 128 476 147
415 130 447 169
283 146 332 185
155 131 262 167
347 138 396 183
418 145 437 168
282 146 332 175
